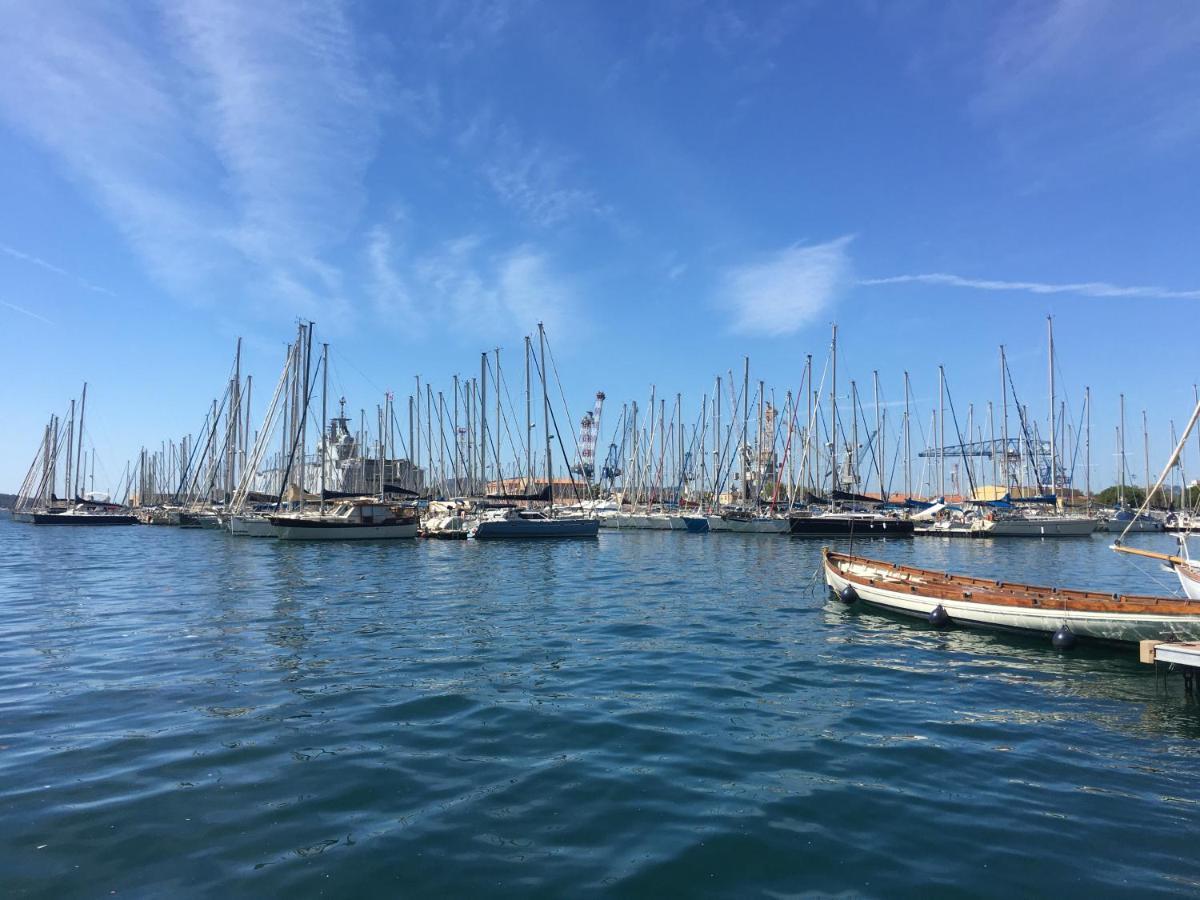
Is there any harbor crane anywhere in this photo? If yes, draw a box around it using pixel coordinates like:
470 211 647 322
573 391 606 481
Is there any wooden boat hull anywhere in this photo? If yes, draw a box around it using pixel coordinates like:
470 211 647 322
822 548 1200 642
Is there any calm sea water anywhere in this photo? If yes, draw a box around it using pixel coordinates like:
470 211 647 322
2 515 1199 897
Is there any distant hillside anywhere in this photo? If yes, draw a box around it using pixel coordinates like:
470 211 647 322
0 493 17 509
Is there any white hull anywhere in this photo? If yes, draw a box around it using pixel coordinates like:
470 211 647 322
273 522 418 540
977 516 1096 537
1104 518 1163 533
707 516 789 534
605 514 673 530
229 515 277 537
1179 564 1200 601
825 558 1200 642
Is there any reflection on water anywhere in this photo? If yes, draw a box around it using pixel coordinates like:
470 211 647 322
1 519 1199 895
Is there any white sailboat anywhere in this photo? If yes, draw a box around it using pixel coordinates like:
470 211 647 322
1112 393 1200 598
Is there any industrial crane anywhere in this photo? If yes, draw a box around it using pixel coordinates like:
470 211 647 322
573 391 606 481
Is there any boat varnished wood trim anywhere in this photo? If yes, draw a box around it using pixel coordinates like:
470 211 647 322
1109 544 1189 567
822 548 1198 615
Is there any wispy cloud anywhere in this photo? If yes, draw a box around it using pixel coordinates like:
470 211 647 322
367 221 582 340
718 236 854 336
0 1 380 327
860 272 1200 301
458 111 606 227
0 299 55 326
0 243 116 297
967 2 1200 164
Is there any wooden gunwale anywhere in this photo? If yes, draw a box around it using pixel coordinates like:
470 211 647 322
823 548 1197 615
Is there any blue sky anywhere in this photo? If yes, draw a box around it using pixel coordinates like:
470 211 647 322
1 0 1198 494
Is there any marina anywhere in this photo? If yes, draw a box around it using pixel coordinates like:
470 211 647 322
3 3 1200 893
4 516 1200 894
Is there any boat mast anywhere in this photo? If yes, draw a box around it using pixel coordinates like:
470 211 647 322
904 371 911 498
453 374 460 491
741 357 750 503
495 348 501 491
472 355 482 494
75 382 87 500
677 392 684 506
1085 386 1091 512
1119 394 1126 505
1143 409 1152 508
1000 346 1010 493
804 355 813 495
874 371 883 501
525 337 533 489
539 323 552 514
319 342 328 513
1047 315 1056 498
938 365 945 499
65 398 75 502
713 377 721 510
830 325 837 499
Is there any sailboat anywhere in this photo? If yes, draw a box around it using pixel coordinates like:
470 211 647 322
24 384 139 526
973 317 1093 537
1104 395 1163 532
469 324 598 539
267 335 420 541
784 327 912 537
1111 393 1200 599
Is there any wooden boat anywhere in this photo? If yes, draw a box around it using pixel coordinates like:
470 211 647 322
822 548 1200 642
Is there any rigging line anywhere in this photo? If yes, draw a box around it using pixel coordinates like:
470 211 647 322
529 346 585 504
544 335 583 458
942 374 978 499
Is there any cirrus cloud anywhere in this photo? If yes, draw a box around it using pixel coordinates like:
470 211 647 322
718 235 853 337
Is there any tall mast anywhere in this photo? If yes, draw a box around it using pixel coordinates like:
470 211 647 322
988 401 996 491
938 365 945 498
903 371 911 498
804 355 813 494
1084 386 1091 511
452 374 460 491
713 377 722 508
741 356 750 502
829 325 837 497
65 398 75 502
874 371 883 501
849 380 859 493
243 374 253 484
525 337 533 488
480 353 487 491
1000 346 1010 492
319 342 328 512
75 382 87 499
1143 409 1152 507
438 392 446 495
1119 393 1126 505
539 323 552 513
677 392 684 504
495 348 501 489
1047 315 1056 497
